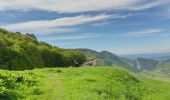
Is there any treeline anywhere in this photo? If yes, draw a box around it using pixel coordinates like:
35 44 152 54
0 28 86 70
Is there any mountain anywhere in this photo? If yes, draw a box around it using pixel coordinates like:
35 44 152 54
121 52 170 74
156 60 170 75
77 49 163 71
100 51 121 63
77 49 136 71
136 58 159 70
121 52 170 61
76 48 170 73
77 49 122 65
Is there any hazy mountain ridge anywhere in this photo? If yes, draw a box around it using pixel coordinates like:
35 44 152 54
77 49 170 74
121 52 170 61
156 60 170 74
136 58 159 70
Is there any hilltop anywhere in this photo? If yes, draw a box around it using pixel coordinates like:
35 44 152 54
1 67 170 100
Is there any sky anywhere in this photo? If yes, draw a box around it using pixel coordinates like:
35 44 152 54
0 0 170 55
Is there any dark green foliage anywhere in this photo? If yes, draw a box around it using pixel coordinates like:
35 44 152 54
0 48 20 70
26 33 37 40
0 28 8 34
0 28 86 70
62 50 86 67
0 70 39 100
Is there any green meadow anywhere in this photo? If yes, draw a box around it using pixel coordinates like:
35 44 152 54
0 66 170 100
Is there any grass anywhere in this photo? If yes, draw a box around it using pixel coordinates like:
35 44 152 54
0 66 170 100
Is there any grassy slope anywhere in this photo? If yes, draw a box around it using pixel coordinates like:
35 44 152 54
1 67 170 100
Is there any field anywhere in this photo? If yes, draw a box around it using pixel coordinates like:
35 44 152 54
0 66 170 100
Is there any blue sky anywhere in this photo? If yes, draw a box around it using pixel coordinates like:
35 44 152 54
0 0 170 55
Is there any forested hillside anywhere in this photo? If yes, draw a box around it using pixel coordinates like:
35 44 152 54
0 28 86 70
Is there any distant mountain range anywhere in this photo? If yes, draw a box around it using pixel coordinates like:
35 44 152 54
121 52 170 61
136 58 159 70
77 49 170 74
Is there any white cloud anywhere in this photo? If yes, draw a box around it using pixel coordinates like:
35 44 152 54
2 14 130 34
129 0 168 11
91 22 112 27
44 34 102 41
124 29 163 37
91 13 133 27
25 28 79 35
0 0 167 13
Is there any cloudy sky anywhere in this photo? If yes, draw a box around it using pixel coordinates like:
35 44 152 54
0 0 170 55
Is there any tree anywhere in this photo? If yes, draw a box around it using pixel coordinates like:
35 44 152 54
26 33 37 40
0 48 19 70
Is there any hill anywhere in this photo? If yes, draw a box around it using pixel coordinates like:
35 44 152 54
78 49 122 66
1 67 170 100
0 28 86 70
77 49 136 70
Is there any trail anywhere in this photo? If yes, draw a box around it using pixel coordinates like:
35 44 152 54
40 73 68 100
49 76 66 99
